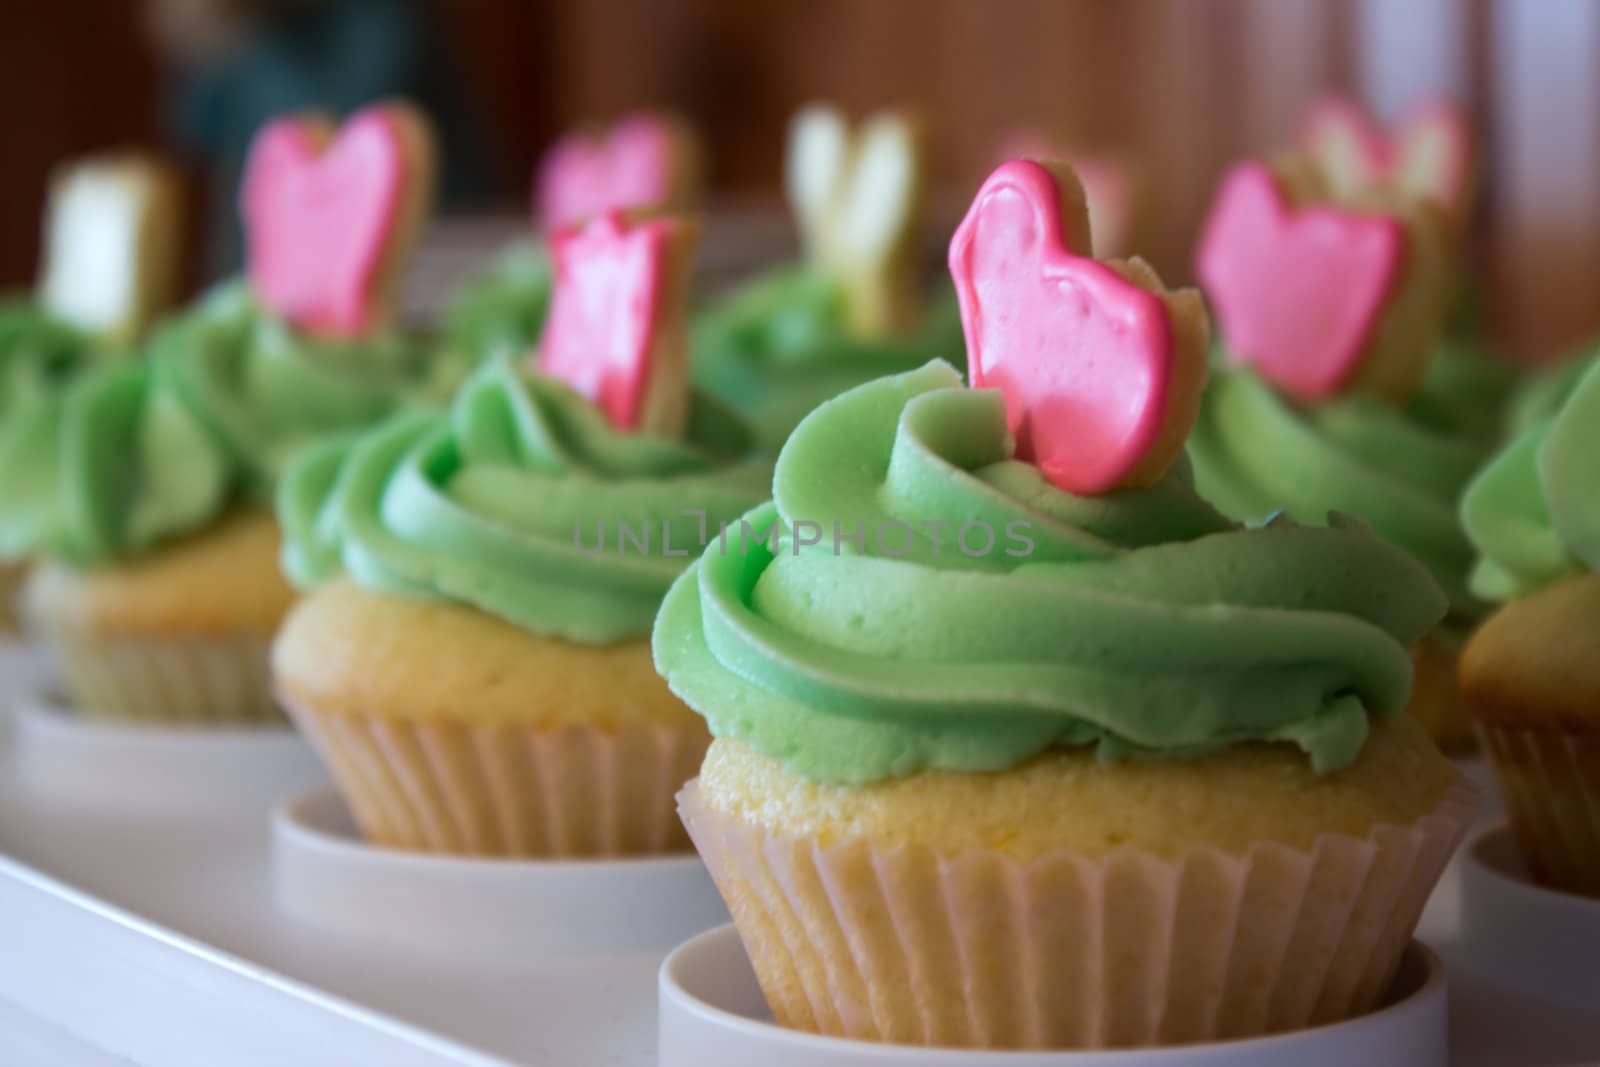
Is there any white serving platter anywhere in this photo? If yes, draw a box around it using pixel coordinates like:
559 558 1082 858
1 672 1596 1067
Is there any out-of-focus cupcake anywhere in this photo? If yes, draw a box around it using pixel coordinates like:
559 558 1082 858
1190 128 1499 749
692 104 964 450
1 154 186 628
0 102 454 722
273 210 772 856
1460 354 1600 896
660 161 1475 1049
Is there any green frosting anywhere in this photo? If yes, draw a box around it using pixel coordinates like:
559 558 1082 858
442 241 552 363
1507 346 1596 436
654 361 1445 784
279 354 773 643
691 265 966 451
1462 355 1600 601
1408 337 1515 443
0 299 122 432
1188 364 1491 621
0 284 456 568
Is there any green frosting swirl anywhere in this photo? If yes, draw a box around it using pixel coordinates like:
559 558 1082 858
0 299 122 432
1462 355 1600 601
654 361 1446 784
442 242 551 363
691 266 965 450
279 354 773 643
1188 364 1491 620
1507 346 1596 436
0 284 457 567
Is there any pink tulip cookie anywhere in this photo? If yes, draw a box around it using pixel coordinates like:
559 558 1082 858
950 159 1207 495
997 130 1145 260
241 102 436 337
536 113 701 233
1299 94 1475 229
1197 158 1452 404
537 210 698 438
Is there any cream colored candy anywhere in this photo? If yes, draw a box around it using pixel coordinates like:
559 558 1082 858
37 155 184 341
785 105 926 338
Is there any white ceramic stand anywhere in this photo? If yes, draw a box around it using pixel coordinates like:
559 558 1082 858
273 786 729 959
1458 820 1600 1002
658 926 1448 1067
11 695 325 812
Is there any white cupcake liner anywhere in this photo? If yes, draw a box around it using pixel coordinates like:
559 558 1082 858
284 694 709 857
679 779 1477 1049
1475 719 1600 896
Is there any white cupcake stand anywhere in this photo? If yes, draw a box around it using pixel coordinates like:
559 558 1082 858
1 648 1597 1067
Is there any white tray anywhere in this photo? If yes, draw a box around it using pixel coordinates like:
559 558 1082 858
1 665 1597 1067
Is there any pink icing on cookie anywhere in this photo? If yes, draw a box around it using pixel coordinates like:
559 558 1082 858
1301 94 1472 216
949 159 1175 496
241 108 409 336
537 211 675 431
996 130 1138 258
537 115 678 232
1196 161 1404 402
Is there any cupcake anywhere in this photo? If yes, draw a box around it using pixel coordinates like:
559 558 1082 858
1191 145 1497 749
659 161 1475 1049
1460 354 1600 896
1 154 185 628
0 103 452 722
692 104 964 450
273 209 771 856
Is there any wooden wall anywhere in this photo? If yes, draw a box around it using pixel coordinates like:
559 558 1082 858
5 0 1600 359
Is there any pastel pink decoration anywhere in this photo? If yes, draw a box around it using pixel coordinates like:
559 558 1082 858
241 108 410 336
949 159 1175 496
537 115 680 232
1299 94 1472 217
1196 162 1404 402
538 211 677 431
996 131 1138 258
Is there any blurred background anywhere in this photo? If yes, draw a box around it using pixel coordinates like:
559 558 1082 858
1 0 1595 359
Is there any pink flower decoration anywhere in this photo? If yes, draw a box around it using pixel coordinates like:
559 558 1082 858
241 104 428 337
950 160 1183 495
536 114 693 232
537 211 694 435
1197 162 1404 402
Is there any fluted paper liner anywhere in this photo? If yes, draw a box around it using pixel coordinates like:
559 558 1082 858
33 621 281 724
286 695 709 857
679 779 1476 1049
1477 719 1600 896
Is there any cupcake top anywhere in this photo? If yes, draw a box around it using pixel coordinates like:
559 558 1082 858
656 160 1446 785
0 284 452 569
1461 355 1600 602
282 208 774 644
1190 143 1492 626
692 104 963 451
2 154 183 434
281 353 770 643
